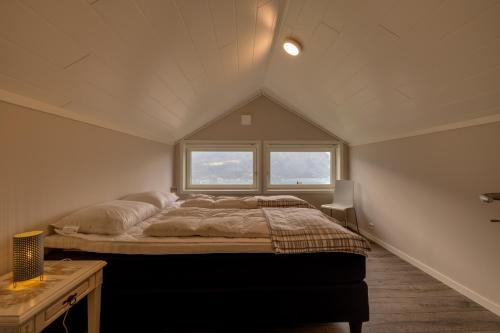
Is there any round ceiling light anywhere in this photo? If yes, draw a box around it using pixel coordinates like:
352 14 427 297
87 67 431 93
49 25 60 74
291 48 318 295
283 37 302 56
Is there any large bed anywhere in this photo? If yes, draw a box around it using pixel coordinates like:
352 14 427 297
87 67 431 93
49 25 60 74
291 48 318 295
44 195 370 333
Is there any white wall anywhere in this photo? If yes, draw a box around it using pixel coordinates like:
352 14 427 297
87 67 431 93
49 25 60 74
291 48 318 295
186 95 339 141
0 100 173 274
350 122 500 314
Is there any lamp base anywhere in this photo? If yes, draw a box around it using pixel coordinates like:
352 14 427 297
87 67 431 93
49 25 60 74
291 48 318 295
12 274 44 289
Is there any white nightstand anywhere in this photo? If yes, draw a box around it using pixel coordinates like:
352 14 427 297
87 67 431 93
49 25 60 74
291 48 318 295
0 260 106 333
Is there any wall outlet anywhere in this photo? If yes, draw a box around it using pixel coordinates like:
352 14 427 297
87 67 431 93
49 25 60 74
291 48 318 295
368 222 375 229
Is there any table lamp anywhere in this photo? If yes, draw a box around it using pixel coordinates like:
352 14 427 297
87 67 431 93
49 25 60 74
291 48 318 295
12 230 44 287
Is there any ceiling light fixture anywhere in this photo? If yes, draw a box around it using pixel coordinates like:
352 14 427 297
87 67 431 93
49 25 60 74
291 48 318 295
283 37 302 56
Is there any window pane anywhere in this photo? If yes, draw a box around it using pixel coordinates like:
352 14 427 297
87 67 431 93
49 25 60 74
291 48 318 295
190 151 254 185
270 151 331 185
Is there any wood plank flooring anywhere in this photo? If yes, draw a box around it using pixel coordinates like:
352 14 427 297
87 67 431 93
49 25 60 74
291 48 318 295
172 242 500 333
361 243 500 333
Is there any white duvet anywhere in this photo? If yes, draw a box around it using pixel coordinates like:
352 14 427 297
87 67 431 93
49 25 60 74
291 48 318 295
144 207 269 238
49 206 273 255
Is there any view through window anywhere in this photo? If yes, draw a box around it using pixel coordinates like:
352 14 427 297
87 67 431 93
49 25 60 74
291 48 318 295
269 151 332 185
190 151 254 186
182 142 337 191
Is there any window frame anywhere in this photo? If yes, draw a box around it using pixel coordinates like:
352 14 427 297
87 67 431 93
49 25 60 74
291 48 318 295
264 141 338 191
181 140 260 192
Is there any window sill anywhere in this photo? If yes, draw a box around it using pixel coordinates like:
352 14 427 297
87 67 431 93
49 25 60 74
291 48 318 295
180 189 333 195
181 189 261 195
264 189 334 194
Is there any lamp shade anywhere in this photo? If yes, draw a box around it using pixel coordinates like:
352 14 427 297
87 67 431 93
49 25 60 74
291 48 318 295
13 231 44 283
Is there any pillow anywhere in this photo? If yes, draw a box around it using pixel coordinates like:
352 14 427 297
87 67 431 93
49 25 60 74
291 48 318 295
189 194 214 199
213 198 244 209
181 198 215 208
164 200 181 208
255 195 304 202
52 200 159 235
253 195 314 208
121 191 170 209
213 198 258 209
164 192 179 203
240 196 259 209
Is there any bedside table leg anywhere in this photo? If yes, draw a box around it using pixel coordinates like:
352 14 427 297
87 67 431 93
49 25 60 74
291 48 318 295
88 284 102 333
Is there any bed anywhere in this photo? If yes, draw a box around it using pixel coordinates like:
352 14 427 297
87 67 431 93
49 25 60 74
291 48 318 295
44 195 370 333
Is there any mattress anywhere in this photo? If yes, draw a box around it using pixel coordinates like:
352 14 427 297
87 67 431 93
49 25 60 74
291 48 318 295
44 233 272 254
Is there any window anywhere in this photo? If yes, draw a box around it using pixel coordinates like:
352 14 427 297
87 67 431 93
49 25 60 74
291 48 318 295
180 141 342 193
183 142 259 191
265 143 337 190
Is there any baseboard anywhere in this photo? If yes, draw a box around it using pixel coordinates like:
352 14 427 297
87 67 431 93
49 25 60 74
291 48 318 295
360 228 500 317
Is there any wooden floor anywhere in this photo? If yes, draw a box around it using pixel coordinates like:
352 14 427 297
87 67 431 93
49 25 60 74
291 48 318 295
176 242 500 333
355 242 500 333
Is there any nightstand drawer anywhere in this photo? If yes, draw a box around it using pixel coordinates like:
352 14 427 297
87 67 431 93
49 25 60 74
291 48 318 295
44 280 91 322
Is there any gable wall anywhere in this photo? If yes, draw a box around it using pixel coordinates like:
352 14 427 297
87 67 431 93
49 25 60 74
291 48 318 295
174 95 344 208
186 95 337 141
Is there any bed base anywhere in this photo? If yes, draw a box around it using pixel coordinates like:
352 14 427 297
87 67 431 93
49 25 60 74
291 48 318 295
45 250 369 333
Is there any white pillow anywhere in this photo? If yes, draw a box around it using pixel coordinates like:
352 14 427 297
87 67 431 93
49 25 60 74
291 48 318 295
164 192 179 203
52 200 158 235
213 198 252 209
181 198 215 208
121 191 170 209
189 194 215 199
241 196 258 209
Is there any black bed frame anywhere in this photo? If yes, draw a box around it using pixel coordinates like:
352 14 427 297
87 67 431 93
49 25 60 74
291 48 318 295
45 250 369 333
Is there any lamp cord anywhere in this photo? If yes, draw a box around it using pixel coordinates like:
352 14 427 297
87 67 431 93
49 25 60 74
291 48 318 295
60 258 73 333
62 304 71 333
61 292 77 333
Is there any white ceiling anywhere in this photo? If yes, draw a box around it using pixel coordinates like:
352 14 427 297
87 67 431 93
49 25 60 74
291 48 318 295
1 0 500 145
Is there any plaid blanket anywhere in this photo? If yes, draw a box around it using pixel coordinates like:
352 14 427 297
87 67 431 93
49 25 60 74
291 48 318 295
262 208 370 256
256 196 315 209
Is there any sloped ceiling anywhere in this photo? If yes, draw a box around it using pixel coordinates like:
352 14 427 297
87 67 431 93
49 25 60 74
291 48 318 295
265 0 500 145
0 0 283 143
1 0 500 145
